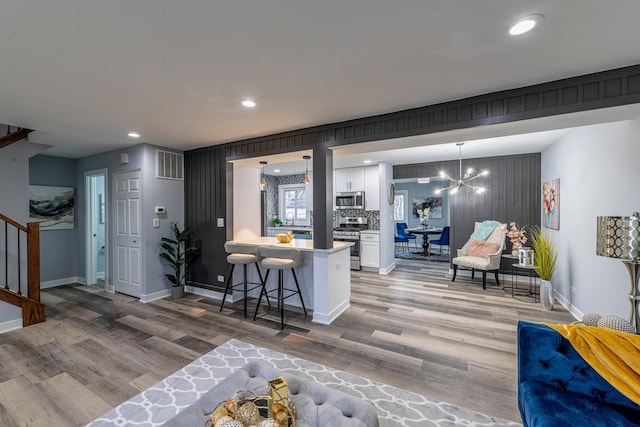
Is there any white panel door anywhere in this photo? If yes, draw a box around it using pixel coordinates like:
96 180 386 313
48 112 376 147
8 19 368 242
114 171 142 297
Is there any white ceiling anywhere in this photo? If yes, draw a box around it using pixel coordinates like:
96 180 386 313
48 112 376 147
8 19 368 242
2 1 640 163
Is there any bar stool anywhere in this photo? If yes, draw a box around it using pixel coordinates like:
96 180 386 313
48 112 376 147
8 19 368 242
221 242 267 318
253 246 307 329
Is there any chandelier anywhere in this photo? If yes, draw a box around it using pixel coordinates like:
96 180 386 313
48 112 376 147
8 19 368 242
435 142 488 195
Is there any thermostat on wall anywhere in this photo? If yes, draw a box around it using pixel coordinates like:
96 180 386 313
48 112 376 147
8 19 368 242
155 206 166 214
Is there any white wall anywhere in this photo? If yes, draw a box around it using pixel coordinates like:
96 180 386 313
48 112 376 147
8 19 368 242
233 165 261 240
379 162 396 272
542 116 640 319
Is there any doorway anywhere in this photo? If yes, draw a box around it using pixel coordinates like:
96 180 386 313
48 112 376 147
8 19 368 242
85 169 107 288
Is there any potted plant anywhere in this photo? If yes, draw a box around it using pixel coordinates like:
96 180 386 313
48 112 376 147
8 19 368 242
160 222 199 299
273 217 283 227
530 226 558 310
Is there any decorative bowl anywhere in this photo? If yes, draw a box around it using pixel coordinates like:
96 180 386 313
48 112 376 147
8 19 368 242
275 233 293 243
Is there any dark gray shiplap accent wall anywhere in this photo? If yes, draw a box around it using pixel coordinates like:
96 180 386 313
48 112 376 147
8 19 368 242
185 64 638 289
185 149 229 289
395 153 541 270
188 64 640 159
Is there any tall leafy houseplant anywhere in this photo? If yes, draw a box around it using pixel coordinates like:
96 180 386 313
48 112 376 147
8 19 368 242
160 223 199 293
530 226 558 310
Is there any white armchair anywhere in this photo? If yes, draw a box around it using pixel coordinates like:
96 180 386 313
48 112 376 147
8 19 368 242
452 221 506 290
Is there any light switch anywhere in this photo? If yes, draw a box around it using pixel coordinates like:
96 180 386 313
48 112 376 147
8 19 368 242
153 218 160 228
217 218 224 227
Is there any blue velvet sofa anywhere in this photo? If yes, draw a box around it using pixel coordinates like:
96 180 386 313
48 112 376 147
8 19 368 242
517 321 640 426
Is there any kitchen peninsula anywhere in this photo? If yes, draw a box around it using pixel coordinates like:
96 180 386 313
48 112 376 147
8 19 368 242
227 237 354 325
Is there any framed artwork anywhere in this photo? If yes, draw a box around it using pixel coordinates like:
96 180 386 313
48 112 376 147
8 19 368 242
29 185 75 230
412 196 443 219
543 178 559 230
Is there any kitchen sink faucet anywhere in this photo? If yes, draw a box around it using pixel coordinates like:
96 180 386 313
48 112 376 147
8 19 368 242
285 212 295 226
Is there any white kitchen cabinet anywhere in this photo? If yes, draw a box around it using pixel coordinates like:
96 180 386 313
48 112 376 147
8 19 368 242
364 165 379 211
335 167 364 192
360 231 380 268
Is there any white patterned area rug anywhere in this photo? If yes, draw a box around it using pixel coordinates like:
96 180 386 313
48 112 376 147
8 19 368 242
87 339 521 427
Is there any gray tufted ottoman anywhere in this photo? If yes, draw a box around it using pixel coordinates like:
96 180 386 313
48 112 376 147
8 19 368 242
164 361 379 427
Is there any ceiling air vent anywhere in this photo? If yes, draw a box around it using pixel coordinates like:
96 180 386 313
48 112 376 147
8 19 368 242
156 150 184 180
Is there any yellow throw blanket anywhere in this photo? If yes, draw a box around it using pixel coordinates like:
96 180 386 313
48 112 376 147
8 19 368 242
543 322 640 405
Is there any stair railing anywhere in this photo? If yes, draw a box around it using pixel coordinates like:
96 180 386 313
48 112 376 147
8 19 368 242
0 213 41 304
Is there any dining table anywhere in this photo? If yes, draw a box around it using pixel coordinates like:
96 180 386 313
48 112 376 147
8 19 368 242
406 227 443 256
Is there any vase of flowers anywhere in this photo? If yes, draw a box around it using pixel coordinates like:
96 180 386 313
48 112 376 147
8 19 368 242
502 222 527 256
417 207 430 229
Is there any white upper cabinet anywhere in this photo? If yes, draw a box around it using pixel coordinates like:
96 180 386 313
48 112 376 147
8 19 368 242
364 165 379 211
335 167 365 192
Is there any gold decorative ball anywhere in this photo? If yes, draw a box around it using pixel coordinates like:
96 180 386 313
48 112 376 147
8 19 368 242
235 401 260 426
272 403 285 414
257 419 281 427
273 410 288 426
224 398 238 415
210 407 229 425
214 416 234 427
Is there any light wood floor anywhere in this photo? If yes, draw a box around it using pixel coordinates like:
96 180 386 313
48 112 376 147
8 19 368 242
0 261 573 426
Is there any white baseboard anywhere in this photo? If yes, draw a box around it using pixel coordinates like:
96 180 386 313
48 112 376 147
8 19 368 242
312 300 349 325
554 291 582 321
41 276 85 289
140 289 171 303
0 318 22 334
378 263 396 275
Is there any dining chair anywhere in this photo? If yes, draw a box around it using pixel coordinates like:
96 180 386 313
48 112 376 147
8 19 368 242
395 234 409 253
428 226 450 255
397 222 418 250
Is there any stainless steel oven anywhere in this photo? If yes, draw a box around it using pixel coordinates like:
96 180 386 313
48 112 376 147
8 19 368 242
333 217 368 270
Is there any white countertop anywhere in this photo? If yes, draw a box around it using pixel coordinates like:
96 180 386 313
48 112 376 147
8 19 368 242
230 237 353 253
267 226 313 231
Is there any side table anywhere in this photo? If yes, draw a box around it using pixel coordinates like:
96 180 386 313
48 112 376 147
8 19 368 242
511 263 539 302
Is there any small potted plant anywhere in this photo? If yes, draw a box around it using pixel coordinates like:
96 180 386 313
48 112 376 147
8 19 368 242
530 226 558 311
273 217 283 227
160 222 199 299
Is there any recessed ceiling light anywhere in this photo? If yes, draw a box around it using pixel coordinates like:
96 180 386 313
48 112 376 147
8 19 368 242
508 14 544 36
128 132 140 138
363 160 372 164
273 169 280 173
242 99 256 108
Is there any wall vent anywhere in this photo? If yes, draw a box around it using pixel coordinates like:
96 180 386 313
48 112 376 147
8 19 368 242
156 150 184 180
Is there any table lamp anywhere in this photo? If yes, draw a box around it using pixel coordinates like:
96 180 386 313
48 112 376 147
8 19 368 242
596 213 640 333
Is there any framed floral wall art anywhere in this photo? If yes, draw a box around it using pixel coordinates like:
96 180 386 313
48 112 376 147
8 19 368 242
412 197 443 219
542 178 559 230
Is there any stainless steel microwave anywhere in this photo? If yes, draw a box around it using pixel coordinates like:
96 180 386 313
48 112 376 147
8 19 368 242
335 192 364 209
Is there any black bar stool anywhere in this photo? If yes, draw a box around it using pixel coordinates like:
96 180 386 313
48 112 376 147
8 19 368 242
221 242 267 318
253 246 307 329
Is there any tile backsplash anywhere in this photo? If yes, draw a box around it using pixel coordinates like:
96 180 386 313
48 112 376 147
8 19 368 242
333 210 380 229
263 174 380 230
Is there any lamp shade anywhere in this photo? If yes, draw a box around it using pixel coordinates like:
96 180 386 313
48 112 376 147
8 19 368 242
596 214 640 260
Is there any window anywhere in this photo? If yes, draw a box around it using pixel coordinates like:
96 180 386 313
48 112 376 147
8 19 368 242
394 191 406 221
279 184 308 224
